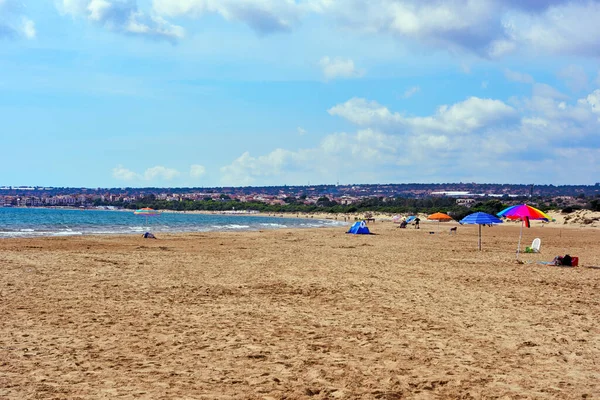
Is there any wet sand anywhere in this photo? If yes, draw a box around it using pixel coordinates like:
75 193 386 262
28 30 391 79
1 222 599 399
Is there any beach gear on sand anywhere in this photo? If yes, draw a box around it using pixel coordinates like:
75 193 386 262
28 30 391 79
347 220 371 234
497 204 550 259
459 212 503 251
540 255 577 267
524 238 541 253
427 212 452 231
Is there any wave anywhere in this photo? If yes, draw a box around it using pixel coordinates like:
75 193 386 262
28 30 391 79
52 231 83 236
259 223 288 228
213 224 251 230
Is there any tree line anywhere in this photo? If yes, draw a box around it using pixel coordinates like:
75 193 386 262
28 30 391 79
93 195 542 221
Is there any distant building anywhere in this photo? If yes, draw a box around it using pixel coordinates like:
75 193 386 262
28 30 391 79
456 198 476 207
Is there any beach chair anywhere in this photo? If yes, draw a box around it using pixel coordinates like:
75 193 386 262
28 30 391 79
525 238 541 253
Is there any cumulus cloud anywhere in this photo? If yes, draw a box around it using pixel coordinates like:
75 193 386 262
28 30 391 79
59 0 184 42
189 164 206 179
319 56 365 80
112 165 181 182
112 165 138 181
578 89 600 118
148 1 600 57
143 165 180 180
328 96 519 134
148 0 600 57
220 84 600 185
0 0 36 39
333 0 600 58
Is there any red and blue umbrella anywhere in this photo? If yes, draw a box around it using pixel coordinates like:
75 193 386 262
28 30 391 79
459 212 503 251
497 204 550 258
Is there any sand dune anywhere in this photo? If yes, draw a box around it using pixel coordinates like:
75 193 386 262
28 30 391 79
1 222 599 399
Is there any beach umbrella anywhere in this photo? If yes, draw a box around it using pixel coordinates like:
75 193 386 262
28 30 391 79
459 212 503 251
134 207 161 229
405 216 416 223
497 204 551 259
427 212 453 231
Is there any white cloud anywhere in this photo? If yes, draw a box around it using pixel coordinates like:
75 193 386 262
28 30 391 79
220 84 600 185
190 164 206 179
112 165 181 182
143 166 180 181
112 165 138 181
146 0 600 58
21 17 35 38
297 127 306 135
578 89 600 118
403 86 420 99
328 96 519 134
328 98 396 126
59 0 184 42
319 56 365 80
0 0 35 39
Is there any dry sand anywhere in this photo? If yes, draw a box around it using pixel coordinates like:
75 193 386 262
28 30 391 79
1 221 599 399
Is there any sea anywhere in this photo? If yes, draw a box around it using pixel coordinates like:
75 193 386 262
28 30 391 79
0 207 346 239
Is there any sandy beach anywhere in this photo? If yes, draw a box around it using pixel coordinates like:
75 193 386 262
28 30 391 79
1 221 599 399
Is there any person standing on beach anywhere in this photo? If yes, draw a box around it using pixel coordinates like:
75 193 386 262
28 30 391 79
414 217 420 229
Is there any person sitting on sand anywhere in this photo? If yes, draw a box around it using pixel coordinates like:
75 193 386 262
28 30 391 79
143 232 157 239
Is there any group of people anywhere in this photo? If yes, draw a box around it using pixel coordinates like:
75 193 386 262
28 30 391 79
398 217 420 229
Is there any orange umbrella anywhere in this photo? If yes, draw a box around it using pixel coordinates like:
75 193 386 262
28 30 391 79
427 212 453 232
427 212 452 221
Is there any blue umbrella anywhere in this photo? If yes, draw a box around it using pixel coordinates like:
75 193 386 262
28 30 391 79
460 212 503 251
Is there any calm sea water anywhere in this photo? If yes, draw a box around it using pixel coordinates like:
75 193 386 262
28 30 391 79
0 208 345 238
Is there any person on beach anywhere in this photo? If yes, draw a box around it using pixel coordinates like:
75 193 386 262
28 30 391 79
414 217 420 229
143 232 157 239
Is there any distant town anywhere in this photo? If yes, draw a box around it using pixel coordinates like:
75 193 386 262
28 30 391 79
1 183 599 208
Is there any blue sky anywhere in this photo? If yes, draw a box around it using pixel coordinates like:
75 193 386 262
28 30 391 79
1 0 599 187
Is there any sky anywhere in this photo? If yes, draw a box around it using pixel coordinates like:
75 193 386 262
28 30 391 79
1 0 600 188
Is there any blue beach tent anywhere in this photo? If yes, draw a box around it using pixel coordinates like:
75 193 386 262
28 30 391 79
347 220 371 234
